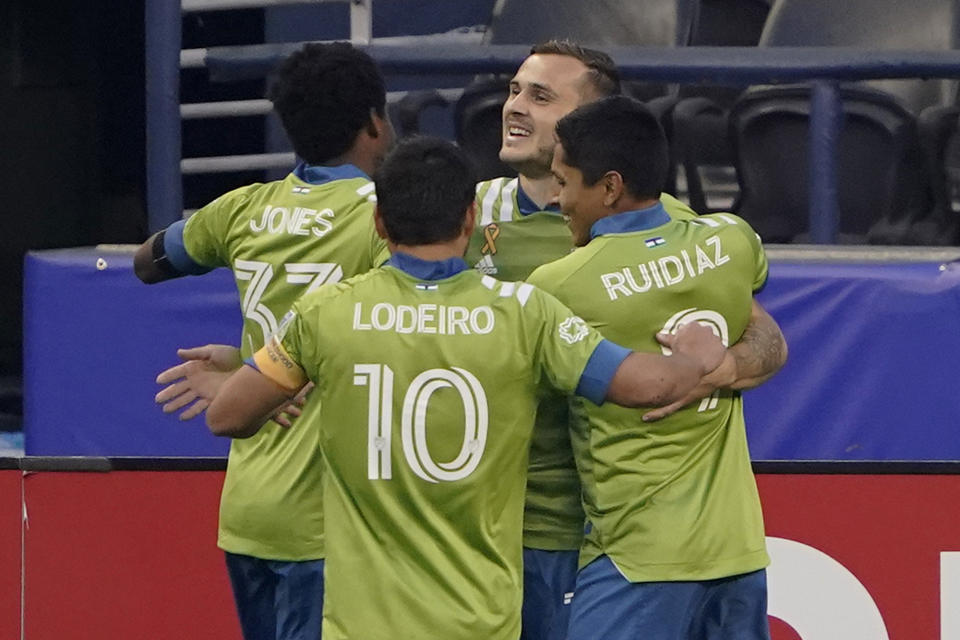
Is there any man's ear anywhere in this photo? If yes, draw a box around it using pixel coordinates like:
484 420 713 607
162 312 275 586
366 108 383 139
463 201 477 238
602 171 624 207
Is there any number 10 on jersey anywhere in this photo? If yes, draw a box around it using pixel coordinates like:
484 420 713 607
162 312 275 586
354 364 489 484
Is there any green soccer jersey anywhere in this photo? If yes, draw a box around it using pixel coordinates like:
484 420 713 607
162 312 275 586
180 165 388 560
527 206 770 582
467 177 698 550
253 256 606 640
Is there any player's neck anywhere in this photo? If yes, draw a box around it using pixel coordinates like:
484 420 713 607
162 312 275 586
518 173 559 210
612 196 660 214
389 238 468 263
332 149 377 176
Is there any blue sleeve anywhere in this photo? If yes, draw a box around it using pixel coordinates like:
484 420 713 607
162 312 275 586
575 339 631 405
163 219 214 275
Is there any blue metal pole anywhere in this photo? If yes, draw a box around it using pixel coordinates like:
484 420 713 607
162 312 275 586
809 80 841 244
145 0 183 233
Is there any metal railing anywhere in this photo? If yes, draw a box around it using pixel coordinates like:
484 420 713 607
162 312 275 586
146 8 960 240
145 0 372 233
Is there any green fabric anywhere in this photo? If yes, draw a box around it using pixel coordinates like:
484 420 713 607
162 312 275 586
277 265 603 640
467 178 698 550
182 171 387 560
528 213 770 581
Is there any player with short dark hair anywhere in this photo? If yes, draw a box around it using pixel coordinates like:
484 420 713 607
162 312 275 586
373 138 476 245
199 136 727 640
134 41 394 640
554 96 669 208
530 95 782 640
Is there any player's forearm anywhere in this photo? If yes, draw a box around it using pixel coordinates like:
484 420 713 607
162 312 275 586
134 231 180 284
606 352 706 408
206 365 293 438
726 301 788 390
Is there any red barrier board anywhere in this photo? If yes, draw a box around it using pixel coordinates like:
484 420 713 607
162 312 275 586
22 471 240 640
0 470 21 640
758 474 960 640
12 469 960 639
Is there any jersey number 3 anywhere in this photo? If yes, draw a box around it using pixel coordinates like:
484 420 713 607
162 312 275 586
235 259 344 341
354 364 489 483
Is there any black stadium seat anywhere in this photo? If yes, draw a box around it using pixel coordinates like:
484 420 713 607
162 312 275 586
671 0 772 213
730 85 928 243
675 0 960 243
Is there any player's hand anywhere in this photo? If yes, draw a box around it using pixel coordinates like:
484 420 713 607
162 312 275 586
271 382 314 428
663 322 726 375
155 344 242 421
641 324 728 422
642 348 736 422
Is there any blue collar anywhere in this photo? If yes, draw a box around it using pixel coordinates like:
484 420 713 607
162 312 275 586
517 181 561 216
386 252 469 280
589 202 671 240
293 162 369 185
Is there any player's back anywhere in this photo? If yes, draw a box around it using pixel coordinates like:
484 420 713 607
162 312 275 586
184 168 383 352
282 261 602 640
528 212 770 582
182 165 385 559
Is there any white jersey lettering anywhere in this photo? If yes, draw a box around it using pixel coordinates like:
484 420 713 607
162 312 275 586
353 303 495 335
601 235 730 301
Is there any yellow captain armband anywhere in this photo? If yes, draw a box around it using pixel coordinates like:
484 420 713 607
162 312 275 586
252 337 308 394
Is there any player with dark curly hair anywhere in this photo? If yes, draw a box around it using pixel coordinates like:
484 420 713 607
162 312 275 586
134 42 394 640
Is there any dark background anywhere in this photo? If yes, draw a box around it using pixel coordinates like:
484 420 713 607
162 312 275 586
0 0 496 421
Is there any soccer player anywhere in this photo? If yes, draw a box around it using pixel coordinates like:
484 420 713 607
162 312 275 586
133 43 394 640
465 40 786 640
529 96 782 640
201 137 727 640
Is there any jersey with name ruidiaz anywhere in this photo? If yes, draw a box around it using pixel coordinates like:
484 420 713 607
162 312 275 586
527 211 770 582
182 167 387 561
467 177 698 550
252 263 604 640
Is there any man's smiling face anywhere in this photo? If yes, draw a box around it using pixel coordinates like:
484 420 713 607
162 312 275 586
499 54 593 179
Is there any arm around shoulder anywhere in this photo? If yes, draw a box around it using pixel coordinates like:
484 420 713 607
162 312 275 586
605 322 726 408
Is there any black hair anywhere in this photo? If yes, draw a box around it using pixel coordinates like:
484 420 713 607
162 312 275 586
374 137 478 245
530 40 621 97
555 96 668 199
267 42 386 164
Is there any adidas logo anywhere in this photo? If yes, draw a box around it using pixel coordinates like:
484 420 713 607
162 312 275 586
473 254 498 275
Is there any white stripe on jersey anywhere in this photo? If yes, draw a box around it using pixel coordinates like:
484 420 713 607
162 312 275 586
356 182 376 196
480 178 505 226
516 282 534 306
698 217 722 227
481 275 497 290
717 214 739 225
498 179 518 222
499 282 516 297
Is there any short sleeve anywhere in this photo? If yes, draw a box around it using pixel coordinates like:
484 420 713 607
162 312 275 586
706 213 769 293
182 186 255 268
525 287 607 397
737 217 769 292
